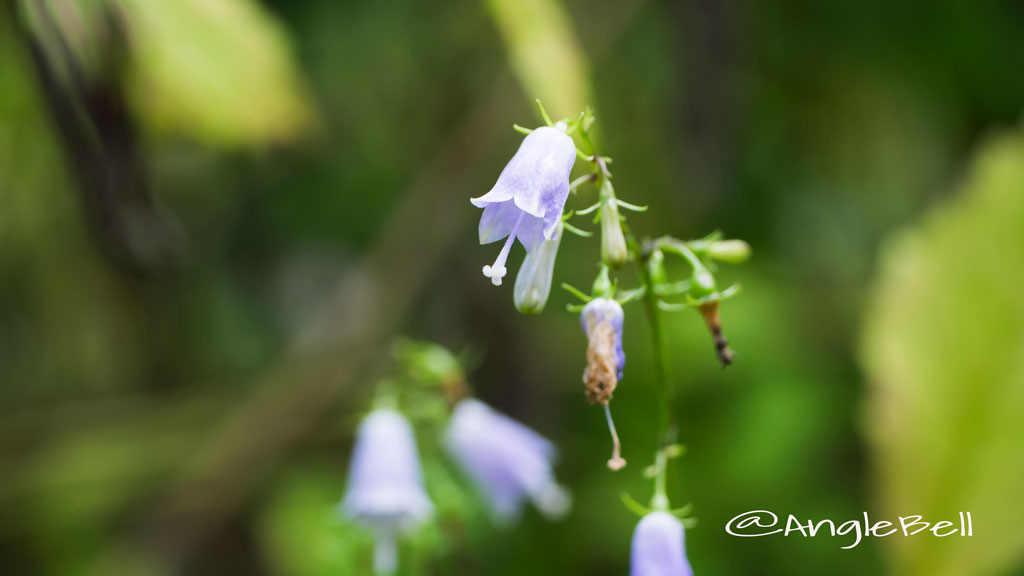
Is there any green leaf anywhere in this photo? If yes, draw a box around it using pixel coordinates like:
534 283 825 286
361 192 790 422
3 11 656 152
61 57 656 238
258 466 368 576
485 0 590 119
119 0 315 147
861 125 1024 576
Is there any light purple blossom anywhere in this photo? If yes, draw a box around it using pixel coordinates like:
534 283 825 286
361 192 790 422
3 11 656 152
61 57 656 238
471 126 577 286
341 409 433 575
630 511 694 576
444 398 570 523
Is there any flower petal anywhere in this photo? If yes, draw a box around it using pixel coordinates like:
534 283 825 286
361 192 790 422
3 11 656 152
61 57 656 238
470 184 514 208
630 511 693 576
341 409 434 528
444 399 567 524
478 200 523 244
515 213 546 253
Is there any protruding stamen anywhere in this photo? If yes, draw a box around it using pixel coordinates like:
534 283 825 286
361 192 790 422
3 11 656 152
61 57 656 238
604 403 626 471
482 212 524 286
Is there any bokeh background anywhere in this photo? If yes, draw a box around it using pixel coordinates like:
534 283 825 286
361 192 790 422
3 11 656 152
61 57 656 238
1 0 1023 575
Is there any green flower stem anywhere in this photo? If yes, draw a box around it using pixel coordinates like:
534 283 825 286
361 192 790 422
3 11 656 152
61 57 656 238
576 120 680 509
639 250 673 446
655 237 704 271
651 446 670 510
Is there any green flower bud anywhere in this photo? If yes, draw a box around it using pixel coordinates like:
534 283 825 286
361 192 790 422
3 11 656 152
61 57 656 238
514 224 564 314
708 240 751 263
592 264 613 298
646 248 668 286
600 200 628 268
689 267 717 299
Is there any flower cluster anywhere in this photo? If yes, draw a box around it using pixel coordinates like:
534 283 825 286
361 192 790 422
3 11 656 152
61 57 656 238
338 343 569 575
468 101 752 574
340 101 750 576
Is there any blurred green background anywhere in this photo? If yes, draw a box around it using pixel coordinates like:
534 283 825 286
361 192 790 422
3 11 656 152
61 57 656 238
1 0 1023 575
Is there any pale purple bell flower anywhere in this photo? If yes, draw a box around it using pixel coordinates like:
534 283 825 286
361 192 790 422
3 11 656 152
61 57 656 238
471 126 577 286
341 409 433 575
444 398 570 523
630 511 694 576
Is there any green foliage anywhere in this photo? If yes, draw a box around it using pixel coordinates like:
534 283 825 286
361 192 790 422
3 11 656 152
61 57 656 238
259 466 369 576
862 124 1024 576
118 0 314 147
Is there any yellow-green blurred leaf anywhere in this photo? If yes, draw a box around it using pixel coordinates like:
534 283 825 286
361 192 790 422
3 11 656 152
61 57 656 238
862 124 1024 576
118 0 315 147
486 0 590 119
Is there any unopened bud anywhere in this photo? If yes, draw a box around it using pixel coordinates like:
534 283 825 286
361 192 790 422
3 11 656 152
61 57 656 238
600 201 628 268
514 225 563 314
708 240 751 263
646 248 668 286
690 268 717 299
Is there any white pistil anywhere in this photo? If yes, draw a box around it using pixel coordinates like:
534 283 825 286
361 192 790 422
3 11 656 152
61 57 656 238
482 212 524 286
373 529 398 575
604 403 626 471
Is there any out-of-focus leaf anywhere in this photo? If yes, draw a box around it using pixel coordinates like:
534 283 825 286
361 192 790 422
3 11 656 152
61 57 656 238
117 0 315 147
861 124 1024 576
259 465 370 576
486 0 590 119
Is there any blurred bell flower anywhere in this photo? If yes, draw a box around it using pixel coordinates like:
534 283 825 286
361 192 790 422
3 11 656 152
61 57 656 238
341 409 433 575
471 126 576 286
580 297 627 470
630 511 694 576
444 398 571 523
514 222 563 314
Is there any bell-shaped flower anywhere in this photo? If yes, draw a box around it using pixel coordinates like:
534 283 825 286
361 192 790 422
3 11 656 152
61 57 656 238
340 409 433 575
580 297 627 470
514 222 563 314
444 398 570 523
630 511 694 576
471 126 576 286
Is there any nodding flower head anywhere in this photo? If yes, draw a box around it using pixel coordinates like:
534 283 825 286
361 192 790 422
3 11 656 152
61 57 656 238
630 511 694 576
580 297 627 470
580 297 625 404
471 126 576 287
444 398 570 523
341 409 433 575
